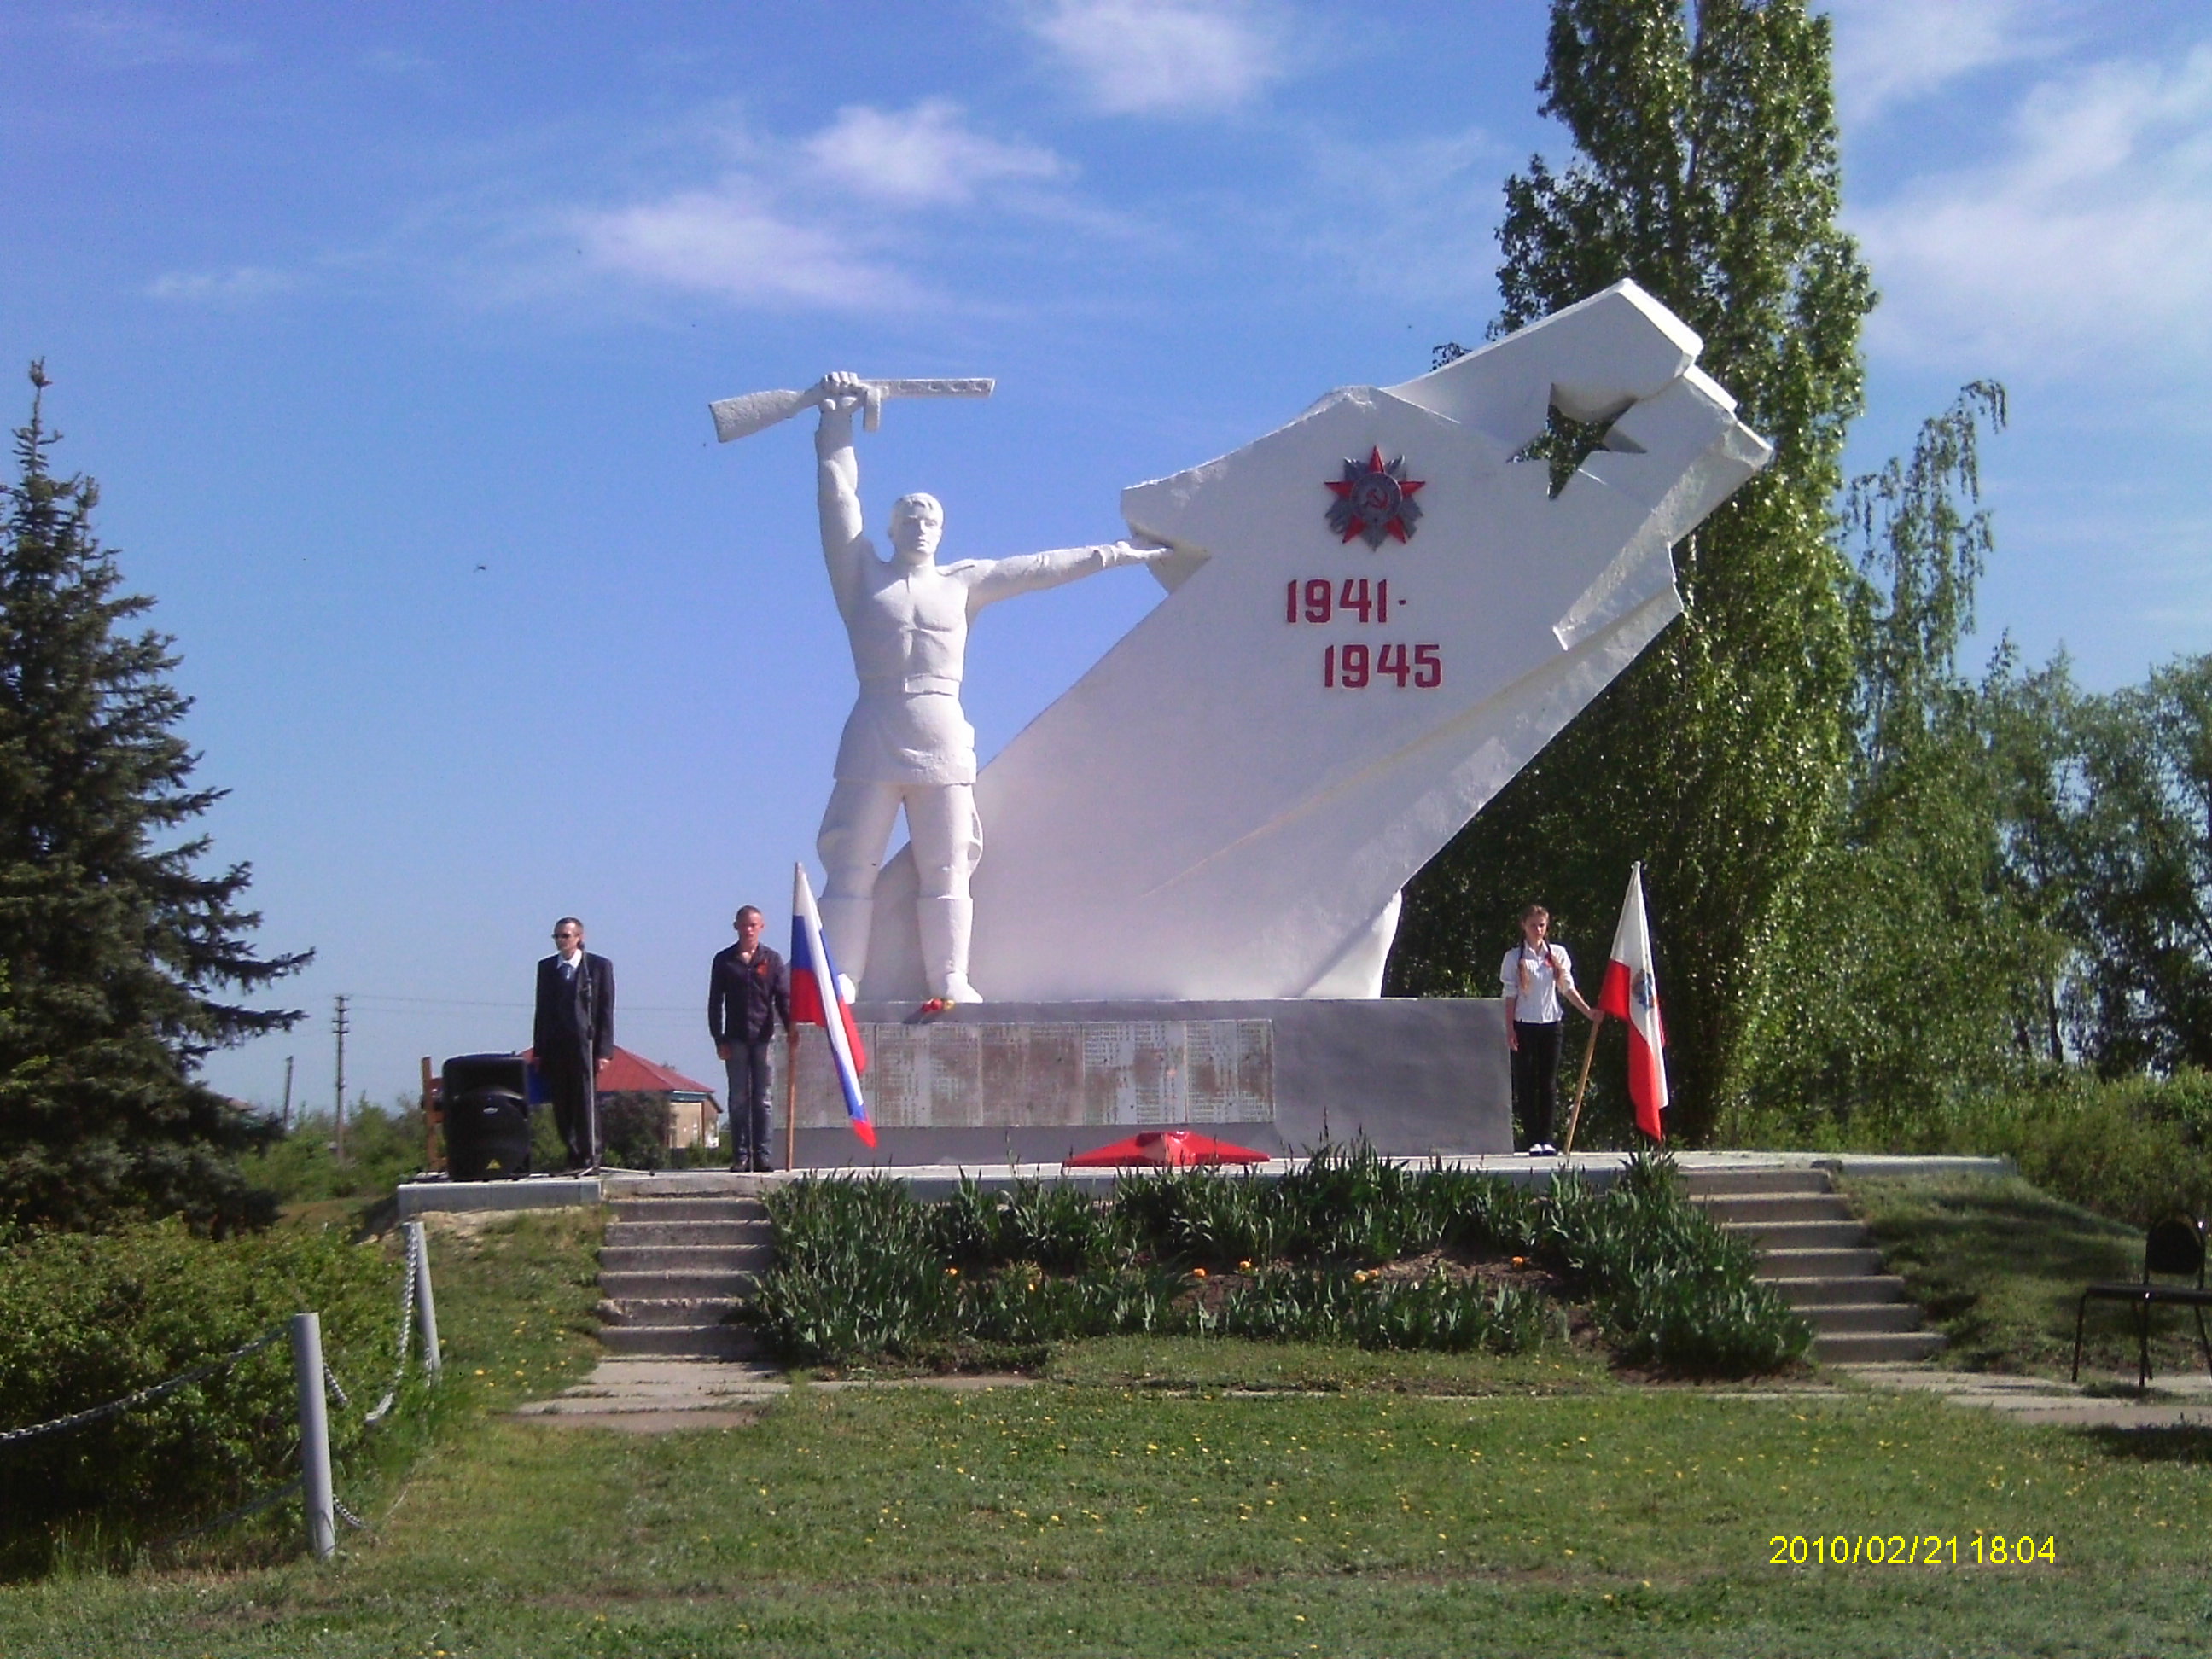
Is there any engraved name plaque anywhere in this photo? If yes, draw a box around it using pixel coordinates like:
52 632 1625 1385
792 1018 1274 1131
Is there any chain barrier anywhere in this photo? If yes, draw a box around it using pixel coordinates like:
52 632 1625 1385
0 1325 286 1447
364 1224 421 1426
321 1224 419 1428
3 1220 435 1556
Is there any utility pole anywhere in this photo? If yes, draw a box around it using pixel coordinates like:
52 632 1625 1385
332 995 351 1162
280 1054 295 1132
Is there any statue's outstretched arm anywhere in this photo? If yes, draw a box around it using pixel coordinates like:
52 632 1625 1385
964 539 1169 612
814 373 870 613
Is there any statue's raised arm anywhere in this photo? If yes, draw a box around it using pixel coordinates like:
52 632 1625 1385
813 371 873 618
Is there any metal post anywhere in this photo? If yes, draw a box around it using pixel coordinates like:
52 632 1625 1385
585 1039 601 1173
409 1221 441 1377
290 1312 336 1561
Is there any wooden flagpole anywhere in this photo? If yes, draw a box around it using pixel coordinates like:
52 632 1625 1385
783 1022 798 1173
1561 1012 1605 1156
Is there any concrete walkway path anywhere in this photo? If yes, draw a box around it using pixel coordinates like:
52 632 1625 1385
1842 1364 2212 1429
512 1355 2212 1435
511 1359 1034 1431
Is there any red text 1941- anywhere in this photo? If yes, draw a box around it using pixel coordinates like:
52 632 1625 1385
1287 578 1394 625
1324 643 1441 690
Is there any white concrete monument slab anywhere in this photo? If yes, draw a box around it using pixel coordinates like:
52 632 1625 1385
844 279 1770 1003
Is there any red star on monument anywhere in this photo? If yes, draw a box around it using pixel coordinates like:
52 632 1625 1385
1324 447 1426 548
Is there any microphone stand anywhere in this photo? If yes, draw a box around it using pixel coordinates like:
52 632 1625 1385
579 963 602 1175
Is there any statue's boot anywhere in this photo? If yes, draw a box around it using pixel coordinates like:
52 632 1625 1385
919 895 982 1003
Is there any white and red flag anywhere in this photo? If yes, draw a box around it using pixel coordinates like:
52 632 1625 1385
789 863 875 1148
1598 862 1668 1142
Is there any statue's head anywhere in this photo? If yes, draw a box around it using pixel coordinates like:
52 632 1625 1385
888 492 944 566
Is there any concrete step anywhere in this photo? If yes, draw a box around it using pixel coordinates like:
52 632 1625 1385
1793 1301 1927 1335
1767 1274 1914 1308
600 1269 763 1300
599 1297 744 1327
598 1323 763 1360
602 1172 778 1199
1813 1330 1946 1365
1679 1168 1836 1197
1693 1193 1854 1225
600 1243 773 1274
1755 1246 1886 1279
609 1197 771 1224
605 1220 771 1248
1722 1218 1871 1249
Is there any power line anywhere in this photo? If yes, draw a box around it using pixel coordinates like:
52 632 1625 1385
344 994 707 1016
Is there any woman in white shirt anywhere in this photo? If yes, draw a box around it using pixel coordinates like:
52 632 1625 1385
1500 903 1596 1155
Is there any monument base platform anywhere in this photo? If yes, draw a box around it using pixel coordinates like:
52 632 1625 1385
789 997 1508 1168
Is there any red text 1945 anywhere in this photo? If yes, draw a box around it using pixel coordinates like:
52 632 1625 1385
1324 643 1441 690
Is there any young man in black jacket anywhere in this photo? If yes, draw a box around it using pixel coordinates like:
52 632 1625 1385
707 905 791 1171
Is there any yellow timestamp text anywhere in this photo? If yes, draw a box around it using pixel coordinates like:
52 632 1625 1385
1768 1533 2056 1566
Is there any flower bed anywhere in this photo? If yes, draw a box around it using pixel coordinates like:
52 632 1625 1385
750 1146 1807 1377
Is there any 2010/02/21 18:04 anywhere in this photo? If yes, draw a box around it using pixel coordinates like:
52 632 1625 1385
1768 1534 2057 1566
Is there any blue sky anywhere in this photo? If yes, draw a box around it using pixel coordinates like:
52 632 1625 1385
3 1 2206 1115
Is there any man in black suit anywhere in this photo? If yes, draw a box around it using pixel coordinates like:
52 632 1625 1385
708 905 790 1172
534 916 614 1171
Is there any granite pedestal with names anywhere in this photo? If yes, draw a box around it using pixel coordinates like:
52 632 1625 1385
788 998 1509 1167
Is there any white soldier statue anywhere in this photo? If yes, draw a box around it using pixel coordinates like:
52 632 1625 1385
807 370 1168 1003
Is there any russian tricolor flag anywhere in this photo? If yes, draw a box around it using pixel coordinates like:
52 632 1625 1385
790 863 875 1147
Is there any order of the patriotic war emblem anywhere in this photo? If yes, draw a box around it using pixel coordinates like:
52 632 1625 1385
1325 447 1426 548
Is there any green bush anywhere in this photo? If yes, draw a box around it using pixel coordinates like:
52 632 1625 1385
0 1220 400 1575
1723 1068 2212 1226
241 1097 428 1203
753 1146 1803 1377
1961 1072 2212 1225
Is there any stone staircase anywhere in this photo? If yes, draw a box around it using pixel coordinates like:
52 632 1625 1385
594 1176 774 1361
1684 1167 1943 1365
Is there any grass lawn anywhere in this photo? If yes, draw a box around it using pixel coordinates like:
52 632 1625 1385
2 1380 2207 1656
1842 1173 2212 1381
3 1194 2209 1656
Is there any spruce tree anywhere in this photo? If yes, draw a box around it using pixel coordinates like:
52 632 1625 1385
1389 0 1875 1144
0 364 309 1232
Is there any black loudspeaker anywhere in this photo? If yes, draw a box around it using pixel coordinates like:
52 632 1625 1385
441 1053 533 1181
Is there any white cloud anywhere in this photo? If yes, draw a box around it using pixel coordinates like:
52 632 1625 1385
1022 0 1284 115
1853 45 2212 371
572 183 924 311
62 5 252 67
146 265 294 303
557 100 1097 314
804 101 1069 206
1827 0 2064 122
